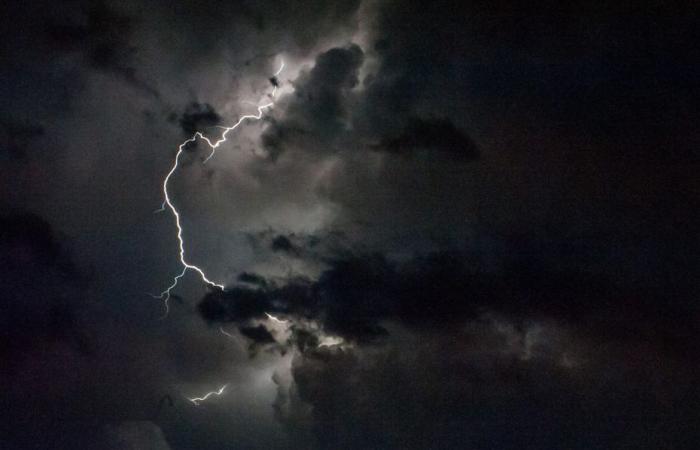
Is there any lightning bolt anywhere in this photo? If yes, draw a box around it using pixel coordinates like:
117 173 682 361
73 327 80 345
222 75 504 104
188 384 228 406
154 61 284 317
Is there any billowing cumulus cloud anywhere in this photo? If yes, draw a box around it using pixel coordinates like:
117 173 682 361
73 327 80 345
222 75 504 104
261 44 364 159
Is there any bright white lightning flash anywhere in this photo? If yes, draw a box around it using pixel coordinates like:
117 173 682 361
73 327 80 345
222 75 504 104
154 61 285 317
188 384 228 406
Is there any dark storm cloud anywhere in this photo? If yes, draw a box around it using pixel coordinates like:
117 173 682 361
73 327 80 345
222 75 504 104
0 213 87 362
0 0 370 448
246 230 331 262
287 327 321 353
262 44 364 159
175 102 223 136
0 212 233 449
2 0 700 448
241 239 698 448
280 326 700 450
0 120 45 160
362 0 700 163
238 271 269 287
199 283 309 329
199 203 698 448
0 213 93 446
200 236 699 351
374 116 479 160
0 212 60 260
46 2 160 98
260 40 482 163
271 234 296 253
239 324 276 345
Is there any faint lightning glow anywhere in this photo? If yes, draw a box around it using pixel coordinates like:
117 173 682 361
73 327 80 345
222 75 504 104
154 61 285 317
188 384 228 406
265 312 289 324
219 326 235 338
318 336 344 348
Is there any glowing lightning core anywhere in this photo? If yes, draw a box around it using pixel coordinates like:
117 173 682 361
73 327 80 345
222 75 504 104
154 61 285 316
188 384 228 406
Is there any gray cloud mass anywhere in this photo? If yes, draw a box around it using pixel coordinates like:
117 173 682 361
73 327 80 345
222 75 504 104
1 0 699 449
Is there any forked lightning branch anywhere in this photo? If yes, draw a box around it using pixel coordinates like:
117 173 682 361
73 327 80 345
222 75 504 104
154 61 284 318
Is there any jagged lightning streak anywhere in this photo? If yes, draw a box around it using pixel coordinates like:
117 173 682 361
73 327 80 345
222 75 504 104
154 61 284 317
188 384 228 406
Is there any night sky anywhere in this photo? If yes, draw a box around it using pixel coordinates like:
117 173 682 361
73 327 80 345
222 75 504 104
1 1 699 449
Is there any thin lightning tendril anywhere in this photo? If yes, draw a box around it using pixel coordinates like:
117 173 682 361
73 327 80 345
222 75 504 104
188 384 228 406
153 61 285 317
219 326 234 338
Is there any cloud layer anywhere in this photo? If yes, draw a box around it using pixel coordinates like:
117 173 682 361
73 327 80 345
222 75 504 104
1 0 699 449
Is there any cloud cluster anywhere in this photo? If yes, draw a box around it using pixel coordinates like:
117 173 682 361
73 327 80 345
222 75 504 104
1 0 699 449
192 0 699 447
198 238 698 447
